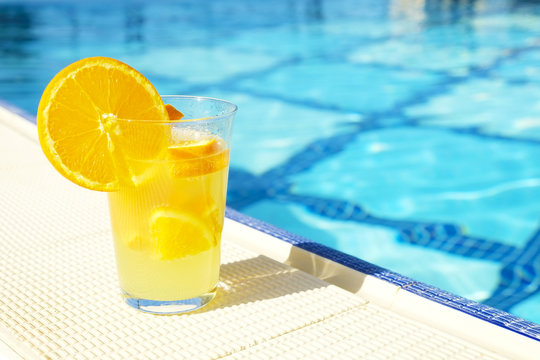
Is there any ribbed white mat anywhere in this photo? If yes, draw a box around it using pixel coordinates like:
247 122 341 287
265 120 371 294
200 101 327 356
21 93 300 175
0 109 511 359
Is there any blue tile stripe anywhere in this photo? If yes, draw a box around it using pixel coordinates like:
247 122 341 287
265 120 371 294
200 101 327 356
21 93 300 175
484 227 540 310
398 225 518 262
0 98 35 122
225 207 540 341
404 282 540 340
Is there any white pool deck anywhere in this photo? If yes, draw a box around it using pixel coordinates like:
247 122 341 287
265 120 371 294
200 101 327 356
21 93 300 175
0 104 539 359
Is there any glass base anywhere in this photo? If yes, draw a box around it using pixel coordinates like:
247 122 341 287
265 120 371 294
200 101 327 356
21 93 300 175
121 288 216 315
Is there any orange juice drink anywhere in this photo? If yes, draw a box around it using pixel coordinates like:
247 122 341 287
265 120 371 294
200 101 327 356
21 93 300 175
108 135 229 309
108 96 236 314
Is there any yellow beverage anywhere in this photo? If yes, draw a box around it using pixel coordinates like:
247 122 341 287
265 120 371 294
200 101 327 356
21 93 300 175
108 135 229 302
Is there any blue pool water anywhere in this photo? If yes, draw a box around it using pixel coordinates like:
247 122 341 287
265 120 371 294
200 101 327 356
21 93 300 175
1 0 539 324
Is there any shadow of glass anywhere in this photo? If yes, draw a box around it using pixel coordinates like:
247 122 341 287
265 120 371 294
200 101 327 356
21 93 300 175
198 255 328 312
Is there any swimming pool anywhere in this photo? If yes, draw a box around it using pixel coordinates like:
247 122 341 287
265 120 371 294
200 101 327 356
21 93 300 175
1 0 539 324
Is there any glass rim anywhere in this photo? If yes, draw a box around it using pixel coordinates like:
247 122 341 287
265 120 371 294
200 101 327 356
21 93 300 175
116 95 238 124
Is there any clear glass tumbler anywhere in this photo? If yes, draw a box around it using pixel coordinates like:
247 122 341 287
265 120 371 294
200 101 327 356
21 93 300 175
107 96 236 314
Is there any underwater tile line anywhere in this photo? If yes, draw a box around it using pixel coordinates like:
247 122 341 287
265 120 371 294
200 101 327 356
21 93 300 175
483 227 540 311
275 193 521 263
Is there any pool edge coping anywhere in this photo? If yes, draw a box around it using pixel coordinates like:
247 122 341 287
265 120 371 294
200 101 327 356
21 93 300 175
224 207 540 344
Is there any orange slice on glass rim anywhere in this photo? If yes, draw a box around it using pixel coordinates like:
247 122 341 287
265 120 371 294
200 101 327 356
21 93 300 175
37 56 169 191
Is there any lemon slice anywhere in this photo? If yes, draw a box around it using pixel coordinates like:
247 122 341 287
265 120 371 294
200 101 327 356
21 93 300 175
150 207 214 260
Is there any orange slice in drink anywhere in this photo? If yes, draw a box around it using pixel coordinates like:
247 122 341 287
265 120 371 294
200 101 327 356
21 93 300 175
165 104 184 120
168 136 229 177
150 207 214 260
37 56 169 191
168 137 221 159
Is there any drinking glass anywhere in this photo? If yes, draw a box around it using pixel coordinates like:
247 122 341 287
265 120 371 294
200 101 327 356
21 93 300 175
108 95 236 314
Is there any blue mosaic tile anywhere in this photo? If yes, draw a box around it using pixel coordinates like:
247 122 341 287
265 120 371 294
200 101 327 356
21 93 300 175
404 281 540 340
0 98 35 122
398 224 518 262
484 228 540 310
